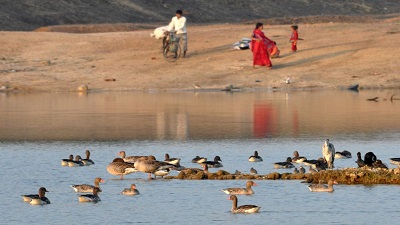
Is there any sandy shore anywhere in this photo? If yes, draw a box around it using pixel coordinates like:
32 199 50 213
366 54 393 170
1 20 399 92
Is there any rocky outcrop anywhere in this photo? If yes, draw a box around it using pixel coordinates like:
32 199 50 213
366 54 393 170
165 168 400 185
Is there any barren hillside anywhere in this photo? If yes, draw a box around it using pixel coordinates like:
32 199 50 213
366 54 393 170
1 0 399 31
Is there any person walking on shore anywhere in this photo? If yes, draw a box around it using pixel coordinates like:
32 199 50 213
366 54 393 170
167 10 188 58
250 22 273 69
289 25 299 52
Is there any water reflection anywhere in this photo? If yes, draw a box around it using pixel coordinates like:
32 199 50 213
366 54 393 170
0 90 399 141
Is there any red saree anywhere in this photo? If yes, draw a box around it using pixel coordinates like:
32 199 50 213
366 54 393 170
251 29 273 68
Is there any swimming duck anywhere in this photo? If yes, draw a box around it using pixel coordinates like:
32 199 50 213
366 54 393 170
335 150 352 159
293 168 299 174
322 139 335 169
356 152 366 167
389 158 400 166
248 151 263 162
81 150 95 165
308 180 337 192
273 157 295 169
70 177 104 193
68 155 84 167
61 154 74 166
164 153 181 165
228 195 261 214
22 187 50 205
292 151 307 163
78 187 101 202
121 184 140 196
364 152 377 166
191 156 207 164
201 156 223 168
106 158 138 179
222 181 257 195
250 167 258 175
299 166 306 174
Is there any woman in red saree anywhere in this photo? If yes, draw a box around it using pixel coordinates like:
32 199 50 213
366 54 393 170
251 23 273 69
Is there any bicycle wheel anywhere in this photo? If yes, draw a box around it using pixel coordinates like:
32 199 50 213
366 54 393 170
163 43 181 62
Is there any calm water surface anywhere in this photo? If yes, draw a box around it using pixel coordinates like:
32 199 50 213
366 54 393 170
1 90 400 225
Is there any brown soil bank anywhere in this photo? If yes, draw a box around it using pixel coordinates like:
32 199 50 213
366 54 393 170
1 0 400 31
1 17 399 92
168 168 400 185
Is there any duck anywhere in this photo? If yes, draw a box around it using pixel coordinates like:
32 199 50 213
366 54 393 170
68 155 84 167
322 139 335 169
81 150 95 165
315 161 328 171
61 154 74 166
153 168 170 178
293 168 299 174
22 187 50 205
180 163 208 173
191 156 207 164
389 157 400 166
303 158 326 170
309 167 318 174
118 150 147 163
292 151 307 163
372 159 388 169
78 187 101 202
106 158 138 179
308 180 337 192
228 195 261 213
121 184 140 196
299 166 306 174
248 151 263 162
356 152 366 167
164 153 181 165
234 170 242 175
273 157 295 169
222 180 257 195
201 156 223 168
335 150 352 159
134 156 176 179
364 152 377 166
250 167 257 175
70 177 104 193
61 155 74 166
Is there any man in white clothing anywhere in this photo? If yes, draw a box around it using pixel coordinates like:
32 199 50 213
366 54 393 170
168 9 187 58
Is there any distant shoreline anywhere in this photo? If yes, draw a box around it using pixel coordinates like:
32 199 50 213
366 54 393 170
1 16 399 93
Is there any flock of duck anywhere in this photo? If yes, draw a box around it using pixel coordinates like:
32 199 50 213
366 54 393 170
22 139 398 213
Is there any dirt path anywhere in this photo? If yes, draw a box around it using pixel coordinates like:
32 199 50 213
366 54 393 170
0 20 399 92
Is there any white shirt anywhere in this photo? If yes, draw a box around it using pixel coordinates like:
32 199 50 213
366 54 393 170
168 16 187 34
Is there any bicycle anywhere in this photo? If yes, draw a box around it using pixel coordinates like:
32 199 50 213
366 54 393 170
162 32 181 62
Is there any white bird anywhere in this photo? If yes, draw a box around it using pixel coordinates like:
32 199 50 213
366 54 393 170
322 139 335 169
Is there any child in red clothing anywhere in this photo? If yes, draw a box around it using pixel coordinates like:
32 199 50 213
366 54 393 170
289 25 299 52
